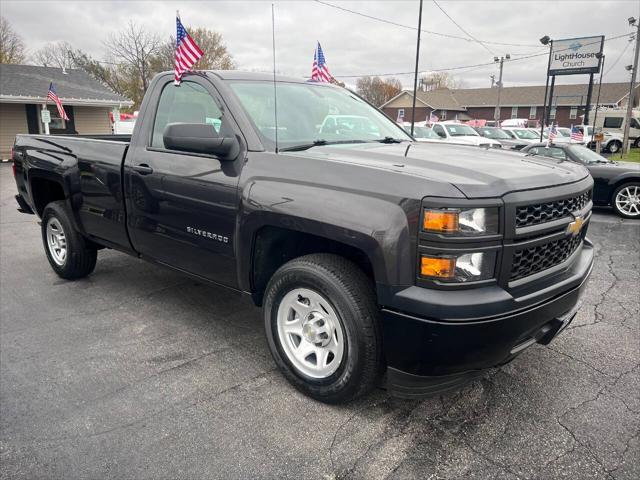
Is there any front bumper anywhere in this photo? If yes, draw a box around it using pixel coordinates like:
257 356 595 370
382 240 594 399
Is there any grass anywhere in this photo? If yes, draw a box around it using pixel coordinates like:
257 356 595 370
614 149 640 163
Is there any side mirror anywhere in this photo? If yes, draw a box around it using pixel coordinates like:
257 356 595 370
163 123 239 160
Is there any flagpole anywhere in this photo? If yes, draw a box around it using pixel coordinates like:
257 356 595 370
271 3 279 153
410 0 424 137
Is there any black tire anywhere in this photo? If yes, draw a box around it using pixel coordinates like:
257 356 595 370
41 201 97 279
263 254 382 404
611 182 640 219
607 141 622 154
634 137 640 148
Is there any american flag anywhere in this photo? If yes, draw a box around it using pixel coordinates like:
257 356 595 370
174 15 203 85
548 123 558 143
311 42 333 83
397 110 405 123
47 83 69 121
428 111 439 124
570 125 584 142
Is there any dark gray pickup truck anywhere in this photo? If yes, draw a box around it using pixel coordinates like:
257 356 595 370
12 71 594 403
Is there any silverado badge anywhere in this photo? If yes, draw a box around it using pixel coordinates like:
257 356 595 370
566 216 584 237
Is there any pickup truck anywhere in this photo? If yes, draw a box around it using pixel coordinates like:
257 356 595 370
11 71 594 403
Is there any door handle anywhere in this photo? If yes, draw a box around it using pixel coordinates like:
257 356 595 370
132 164 153 175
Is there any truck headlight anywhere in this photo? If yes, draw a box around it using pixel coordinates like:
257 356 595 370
420 251 496 282
422 207 499 235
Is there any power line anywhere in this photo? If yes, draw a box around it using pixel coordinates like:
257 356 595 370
312 0 545 48
604 36 633 76
432 0 495 55
331 33 633 79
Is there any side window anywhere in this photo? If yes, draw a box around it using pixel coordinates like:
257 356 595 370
433 124 446 137
151 81 227 149
528 147 539 155
603 117 623 129
631 118 640 129
548 147 567 160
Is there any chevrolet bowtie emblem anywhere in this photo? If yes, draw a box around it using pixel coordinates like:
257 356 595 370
567 216 584 236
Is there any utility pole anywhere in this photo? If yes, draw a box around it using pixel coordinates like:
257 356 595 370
493 54 510 125
410 0 424 136
622 17 640 155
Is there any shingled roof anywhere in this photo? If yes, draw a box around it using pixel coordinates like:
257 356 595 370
0 64 132 106
381 82 636 110
450 82 634 107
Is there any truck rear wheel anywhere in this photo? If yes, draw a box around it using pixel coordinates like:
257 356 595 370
41 201 97 279
263 254 382 403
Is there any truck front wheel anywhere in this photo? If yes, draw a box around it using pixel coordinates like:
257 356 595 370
263 254 382 403
41 201 97 279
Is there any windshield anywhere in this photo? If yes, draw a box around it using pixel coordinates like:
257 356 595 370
444 124 479 137
557 128 571 137
227 80 411 149
478 127 511 139
513 129 539 139
407 126 440 139
567 145 609 164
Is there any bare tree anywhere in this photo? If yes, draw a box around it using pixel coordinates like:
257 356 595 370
151 27 235 73
32 41 76 69
104 21 161 94
0 16 26 64
356 76 402 107
419 72 462 91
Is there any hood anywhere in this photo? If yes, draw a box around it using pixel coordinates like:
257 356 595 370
295 142 589 198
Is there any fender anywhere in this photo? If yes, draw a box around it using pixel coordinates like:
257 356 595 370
235 177 420 294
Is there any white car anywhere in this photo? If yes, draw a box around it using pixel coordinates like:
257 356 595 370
401 123 443 143
502 127 542 144
431 122 502 148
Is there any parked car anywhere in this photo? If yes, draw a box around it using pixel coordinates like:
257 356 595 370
574 125 624 154
475 126 528 150
431 122 502 147
12 70 594 403
401 123 443 143
522 142 640 218
500 118 532 128
593 109 640 147
502 127 542 143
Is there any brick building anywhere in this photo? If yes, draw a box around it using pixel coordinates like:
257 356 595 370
381 82 639 127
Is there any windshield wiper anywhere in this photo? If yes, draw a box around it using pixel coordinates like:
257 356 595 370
279 139 370 152
376 136 405 143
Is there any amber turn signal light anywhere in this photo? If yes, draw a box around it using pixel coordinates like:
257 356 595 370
423 210 459 233
420 256 455 278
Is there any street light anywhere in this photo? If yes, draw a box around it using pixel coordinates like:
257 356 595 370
539 35 551 46
628 17 637 26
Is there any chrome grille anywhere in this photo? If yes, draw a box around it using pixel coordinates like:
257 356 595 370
510 235 583 281
515 191 591 228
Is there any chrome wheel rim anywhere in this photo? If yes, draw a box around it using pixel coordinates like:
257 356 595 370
46 217 67 265
615 185 640 217
276 288 345 379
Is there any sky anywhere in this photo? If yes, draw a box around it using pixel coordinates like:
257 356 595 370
2 0 639 90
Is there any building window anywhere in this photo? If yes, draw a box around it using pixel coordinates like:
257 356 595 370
511 106 518 118
46 105 66 130
550 107 556 120
529 106 537 119
570 107 577 119
440 110 447 120
398 108 405 118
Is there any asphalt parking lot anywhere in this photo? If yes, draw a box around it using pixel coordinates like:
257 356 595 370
0 162 638 480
